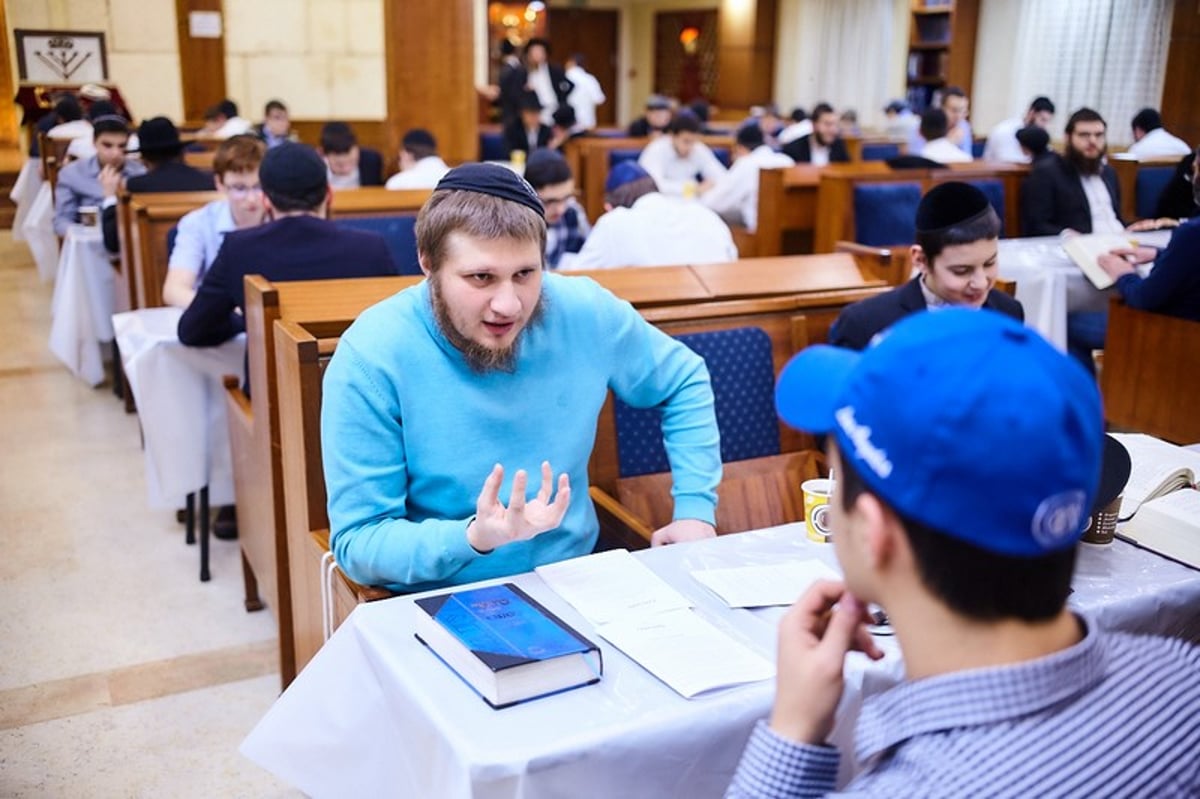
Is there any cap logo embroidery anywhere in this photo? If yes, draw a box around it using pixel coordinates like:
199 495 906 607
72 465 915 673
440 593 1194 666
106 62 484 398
1030 490 1087 549
835 406 893 479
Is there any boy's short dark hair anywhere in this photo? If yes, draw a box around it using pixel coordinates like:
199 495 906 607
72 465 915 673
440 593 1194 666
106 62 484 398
1029 96 1055 115
320 121 358 154
914 204 1000 263
218 99 239 118
92 117 129 139
942 85 966 102
264 99 287 115
524 150 572 189
1131 108 1163 134
837 449 1076 622
1016 125 1050 156
524 37 550 57
736 122 764 150
55 97 82 122
667 109 702 135
920 107 948 141
552 106 577 129
401 129 438 160
811 102 836 122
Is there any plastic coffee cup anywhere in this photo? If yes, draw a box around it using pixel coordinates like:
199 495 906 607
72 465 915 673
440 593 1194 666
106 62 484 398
78 205 99 227
802 478 833 543
1081 494 1121 545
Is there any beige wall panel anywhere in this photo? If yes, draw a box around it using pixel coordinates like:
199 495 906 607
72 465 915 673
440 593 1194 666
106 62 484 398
109 52 185 121
225 0 307 54
7 0 52 30
240 54 334 119
224 54 249 116
345 0 384 55
329 55 386 118
109 0 177 53
307 0 350 54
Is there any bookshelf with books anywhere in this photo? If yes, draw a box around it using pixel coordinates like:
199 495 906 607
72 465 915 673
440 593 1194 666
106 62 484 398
906 0 979 112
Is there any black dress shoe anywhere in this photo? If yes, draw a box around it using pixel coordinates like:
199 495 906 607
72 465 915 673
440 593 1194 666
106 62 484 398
176 508 186 524
213 505 238 540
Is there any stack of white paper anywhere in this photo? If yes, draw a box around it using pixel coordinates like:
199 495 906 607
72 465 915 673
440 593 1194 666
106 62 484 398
536 550 775 698
691 560 842 608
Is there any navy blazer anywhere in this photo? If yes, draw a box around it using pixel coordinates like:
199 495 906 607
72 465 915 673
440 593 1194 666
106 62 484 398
357 147 385 187
502 120 553 154
830 277 1025 351
178 214 399 348
102 159 215 252
783 134 850 165
1021 153 1122 236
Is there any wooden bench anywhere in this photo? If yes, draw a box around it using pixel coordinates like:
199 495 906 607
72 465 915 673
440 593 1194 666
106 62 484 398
1109 154 1185 223
37 132 72 198
813 162 1030 253
230 275 422 687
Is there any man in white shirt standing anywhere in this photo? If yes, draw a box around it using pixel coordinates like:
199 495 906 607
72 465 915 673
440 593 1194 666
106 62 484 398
386 129 450 190
564 54 605 133
636 110 727 197
568 162 736 269
523 38 573 128
1127 108 1192 160
983 96 1055 163
920 108 973 164
701 123 794 232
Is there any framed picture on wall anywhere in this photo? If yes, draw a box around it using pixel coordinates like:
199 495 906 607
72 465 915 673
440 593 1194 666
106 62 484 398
15 29 109 84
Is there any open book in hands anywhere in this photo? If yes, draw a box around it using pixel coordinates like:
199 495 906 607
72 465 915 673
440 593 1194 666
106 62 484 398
1110 434 1200 569
1061 233 1137 289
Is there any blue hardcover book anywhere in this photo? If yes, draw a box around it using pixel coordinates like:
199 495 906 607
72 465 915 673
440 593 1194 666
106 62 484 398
414 583 603 708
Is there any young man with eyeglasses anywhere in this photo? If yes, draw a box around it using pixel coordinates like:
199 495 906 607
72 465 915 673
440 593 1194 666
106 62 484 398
162 134 268 308
522 149 589 269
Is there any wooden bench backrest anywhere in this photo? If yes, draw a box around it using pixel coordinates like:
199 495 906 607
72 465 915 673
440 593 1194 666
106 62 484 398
813 162 1029 253
1100 297 1200 445
38 132 71 197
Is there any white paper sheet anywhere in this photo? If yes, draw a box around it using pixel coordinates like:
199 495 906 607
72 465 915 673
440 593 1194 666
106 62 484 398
595 608 775 698
692 560 842 608
535 549 693 625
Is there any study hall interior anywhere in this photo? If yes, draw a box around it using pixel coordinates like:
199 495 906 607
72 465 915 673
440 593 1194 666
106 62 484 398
2 0 1198 797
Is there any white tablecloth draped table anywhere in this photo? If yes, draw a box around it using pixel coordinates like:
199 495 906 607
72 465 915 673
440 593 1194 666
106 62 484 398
9 157 42 244
112 306 245 510
48 224 115 385
21 181 60 282
998 229 1173 351
241 524 1200 799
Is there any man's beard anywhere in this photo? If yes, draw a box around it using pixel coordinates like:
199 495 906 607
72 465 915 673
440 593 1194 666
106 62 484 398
430 278 546 374
1066 143 1105 176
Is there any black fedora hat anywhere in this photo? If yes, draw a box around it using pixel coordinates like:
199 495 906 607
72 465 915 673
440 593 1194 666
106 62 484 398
135 116 184 156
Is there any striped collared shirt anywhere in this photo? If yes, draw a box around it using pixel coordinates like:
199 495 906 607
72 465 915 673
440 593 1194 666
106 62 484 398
727 615 1200 798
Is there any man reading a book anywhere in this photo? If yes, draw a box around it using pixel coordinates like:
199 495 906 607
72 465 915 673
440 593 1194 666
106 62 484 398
321 163 721 593
727 309 1200 798
829 182 1024 350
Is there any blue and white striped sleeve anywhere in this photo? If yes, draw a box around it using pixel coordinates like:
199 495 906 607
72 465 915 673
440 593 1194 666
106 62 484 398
726 721 840 799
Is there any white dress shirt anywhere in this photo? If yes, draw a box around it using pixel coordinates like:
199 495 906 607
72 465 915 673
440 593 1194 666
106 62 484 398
527 65 558 126
1080 175 1124 234
701 145 795 232
169 199 237 282
983 116 1029 163
1126 128 1192 160
385 156 450 190
922 137 973 163
565 65 605 131
777 119 812 145
637 135 727 197
567 192 737 270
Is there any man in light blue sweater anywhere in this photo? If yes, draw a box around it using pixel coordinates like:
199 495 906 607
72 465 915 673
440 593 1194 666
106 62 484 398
321 163 721 593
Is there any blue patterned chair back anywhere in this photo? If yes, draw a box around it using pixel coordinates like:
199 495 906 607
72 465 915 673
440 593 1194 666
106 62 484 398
614 327 780 477
334 216 421 275
862 142 901 161
966 178 1006 237
853 182 922 246
1136 166 1175 220
479 131 508 162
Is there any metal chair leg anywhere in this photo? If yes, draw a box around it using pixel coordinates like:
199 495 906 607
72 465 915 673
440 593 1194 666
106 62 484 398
185 492 196 545
199 486 211 582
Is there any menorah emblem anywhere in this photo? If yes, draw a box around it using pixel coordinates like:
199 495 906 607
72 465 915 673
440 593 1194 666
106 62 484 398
34 36 92 81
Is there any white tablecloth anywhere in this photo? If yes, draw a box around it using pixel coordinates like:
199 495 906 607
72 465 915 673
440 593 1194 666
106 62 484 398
999 230 1174 351
241 525 1200 799
48 224 114 385
21 181 60 282
112 307 245 510
9 157 42 244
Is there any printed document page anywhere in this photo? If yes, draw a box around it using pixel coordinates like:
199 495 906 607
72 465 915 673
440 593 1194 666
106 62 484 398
535 549 693 625
692 559 842 608
596 608 775 698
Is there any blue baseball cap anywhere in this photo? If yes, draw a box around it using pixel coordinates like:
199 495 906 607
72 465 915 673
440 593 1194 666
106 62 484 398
775 309 1103 556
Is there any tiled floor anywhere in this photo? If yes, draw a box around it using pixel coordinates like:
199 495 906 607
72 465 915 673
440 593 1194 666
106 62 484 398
0 232 303 797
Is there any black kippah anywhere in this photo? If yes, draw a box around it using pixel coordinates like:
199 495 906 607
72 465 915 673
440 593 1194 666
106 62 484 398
435 162 545 219
915 182 992 233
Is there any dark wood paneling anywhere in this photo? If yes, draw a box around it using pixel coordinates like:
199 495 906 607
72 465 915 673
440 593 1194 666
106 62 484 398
1161 0 1200 148
715 0 776 109
383 0 478 165
0 2 19 150
547 8 620 127
174 0 227 125
656 10 719 101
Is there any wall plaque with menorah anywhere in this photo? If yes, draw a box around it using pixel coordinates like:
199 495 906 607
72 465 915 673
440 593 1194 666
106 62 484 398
15 29 109 84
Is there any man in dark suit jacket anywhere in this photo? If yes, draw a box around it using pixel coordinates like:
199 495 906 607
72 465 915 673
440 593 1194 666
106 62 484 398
831 182 1024 350
1021 108 1123 236
178 142 398 350
319 121 384 188
100 116 214 252
783 103 850 165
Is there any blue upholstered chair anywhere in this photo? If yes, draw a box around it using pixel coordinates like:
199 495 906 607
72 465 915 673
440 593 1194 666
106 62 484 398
1135 166 1176 220
852 182 922 246
712 148 732 168
965 178 1006 237
334 216 421 275
592 326 823 542
479 131 508 162
861 142 902 161
608 149 642 169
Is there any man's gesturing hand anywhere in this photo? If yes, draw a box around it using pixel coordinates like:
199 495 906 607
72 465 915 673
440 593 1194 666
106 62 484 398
467 462 571 553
